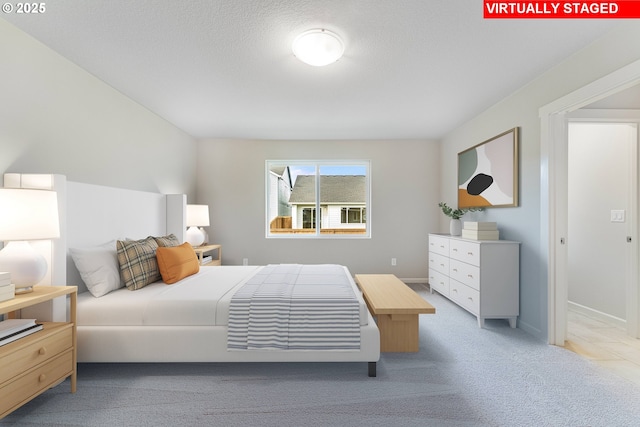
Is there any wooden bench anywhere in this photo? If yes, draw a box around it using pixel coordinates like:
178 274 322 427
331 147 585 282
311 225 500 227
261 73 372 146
355 274 435 352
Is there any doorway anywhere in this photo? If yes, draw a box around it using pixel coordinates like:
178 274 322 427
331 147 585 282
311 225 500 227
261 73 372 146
567 121 638 332
540 58 640 346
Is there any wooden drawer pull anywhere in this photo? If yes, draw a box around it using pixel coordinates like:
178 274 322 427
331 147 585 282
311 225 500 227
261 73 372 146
452 268 458 272
467 274 473 278
38 374 46 382
452 248 458 252
39 347 47 355
467 252 473 256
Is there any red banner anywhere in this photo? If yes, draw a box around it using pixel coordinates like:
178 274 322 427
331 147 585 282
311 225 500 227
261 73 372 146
484 1 640 18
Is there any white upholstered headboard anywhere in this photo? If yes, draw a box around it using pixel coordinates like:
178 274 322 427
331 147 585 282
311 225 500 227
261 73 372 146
65 181 186 293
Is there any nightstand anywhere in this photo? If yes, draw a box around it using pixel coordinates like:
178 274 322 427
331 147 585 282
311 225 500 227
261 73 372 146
193 244 222 266
0 285 77 418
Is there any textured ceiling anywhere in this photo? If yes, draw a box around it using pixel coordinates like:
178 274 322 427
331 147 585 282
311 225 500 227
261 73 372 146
2 0 620 140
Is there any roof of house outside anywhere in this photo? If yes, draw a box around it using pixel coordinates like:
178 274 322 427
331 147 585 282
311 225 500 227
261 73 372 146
270 166 287 176
289 175 366 204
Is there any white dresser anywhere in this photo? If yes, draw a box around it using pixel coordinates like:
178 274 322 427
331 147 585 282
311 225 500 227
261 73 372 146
428 233 520 328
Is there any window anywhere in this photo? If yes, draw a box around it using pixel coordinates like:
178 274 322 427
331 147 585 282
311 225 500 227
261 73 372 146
266 160 370 238
302 208 318 229
341 207 366 224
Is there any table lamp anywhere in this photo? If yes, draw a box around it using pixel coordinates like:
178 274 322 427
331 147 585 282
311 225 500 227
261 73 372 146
186 204 210 247
0 189 60 293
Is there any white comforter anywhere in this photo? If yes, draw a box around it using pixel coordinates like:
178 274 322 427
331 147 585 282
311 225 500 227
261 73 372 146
77 266 261 326
76 265 368 328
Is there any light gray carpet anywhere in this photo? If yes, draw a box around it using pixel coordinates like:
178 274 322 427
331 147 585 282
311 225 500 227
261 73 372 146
3 284 640 426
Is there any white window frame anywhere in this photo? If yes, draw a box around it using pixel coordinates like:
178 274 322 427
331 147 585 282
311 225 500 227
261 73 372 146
266 160 371 239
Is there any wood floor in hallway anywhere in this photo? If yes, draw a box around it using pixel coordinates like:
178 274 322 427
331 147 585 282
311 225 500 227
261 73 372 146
565 307 640 387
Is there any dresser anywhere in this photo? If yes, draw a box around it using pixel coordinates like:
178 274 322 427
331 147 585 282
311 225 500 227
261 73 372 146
428 233 519 328
0 286 77 418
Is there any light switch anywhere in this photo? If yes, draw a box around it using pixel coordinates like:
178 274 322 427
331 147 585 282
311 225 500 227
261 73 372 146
611 210 625 223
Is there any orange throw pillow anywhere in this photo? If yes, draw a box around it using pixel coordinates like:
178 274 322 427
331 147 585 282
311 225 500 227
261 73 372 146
156 242 200 284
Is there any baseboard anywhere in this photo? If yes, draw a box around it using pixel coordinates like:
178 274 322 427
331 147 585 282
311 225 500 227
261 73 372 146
568 301 626 329
518 320 544 341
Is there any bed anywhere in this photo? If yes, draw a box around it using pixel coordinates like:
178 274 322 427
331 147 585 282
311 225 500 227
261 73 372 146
19 175 380 376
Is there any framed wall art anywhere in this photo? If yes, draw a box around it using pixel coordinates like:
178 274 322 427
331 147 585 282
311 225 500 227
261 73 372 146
458 127 519 208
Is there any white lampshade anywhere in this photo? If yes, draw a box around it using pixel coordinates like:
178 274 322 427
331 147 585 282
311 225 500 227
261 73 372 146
292 29 344 67
0 189 60 293
186 204 210 247
0 189 60 241
186 204 210 227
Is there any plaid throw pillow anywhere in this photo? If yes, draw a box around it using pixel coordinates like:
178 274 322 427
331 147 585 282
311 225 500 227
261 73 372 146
117 237 161 290
154 234 180 247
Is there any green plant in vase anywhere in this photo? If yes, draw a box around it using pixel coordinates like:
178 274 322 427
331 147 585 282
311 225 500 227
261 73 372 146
438 202 484 235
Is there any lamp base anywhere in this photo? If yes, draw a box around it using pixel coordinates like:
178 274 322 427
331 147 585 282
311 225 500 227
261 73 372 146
186 226 205 247
0 241 47 292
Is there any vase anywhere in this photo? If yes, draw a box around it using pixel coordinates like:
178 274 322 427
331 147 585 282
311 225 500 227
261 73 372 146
449 219 462 236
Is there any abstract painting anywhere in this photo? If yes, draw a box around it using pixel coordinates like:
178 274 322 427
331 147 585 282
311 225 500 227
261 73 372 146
458 128 519 208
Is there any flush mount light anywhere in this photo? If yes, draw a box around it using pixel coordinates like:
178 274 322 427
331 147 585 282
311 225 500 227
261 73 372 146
292 29 344 67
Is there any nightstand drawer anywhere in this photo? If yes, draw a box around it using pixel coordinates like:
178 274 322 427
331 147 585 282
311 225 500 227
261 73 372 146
0 350 73 416
0 323 73 385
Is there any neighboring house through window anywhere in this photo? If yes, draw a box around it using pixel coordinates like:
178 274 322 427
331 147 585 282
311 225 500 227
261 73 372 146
266 161 371 238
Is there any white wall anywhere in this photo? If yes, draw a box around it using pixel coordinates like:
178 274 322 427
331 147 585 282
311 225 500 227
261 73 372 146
568 123 635 320
0 19 196 197
439 22 640 340
196 139 440 280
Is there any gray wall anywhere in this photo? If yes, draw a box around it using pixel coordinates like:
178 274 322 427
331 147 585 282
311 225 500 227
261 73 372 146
196 139 440 279
439 22 640 340
0 19 196 197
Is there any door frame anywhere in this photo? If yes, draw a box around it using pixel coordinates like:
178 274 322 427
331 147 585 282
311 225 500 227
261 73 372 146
540 58 640 345
565 116 639 333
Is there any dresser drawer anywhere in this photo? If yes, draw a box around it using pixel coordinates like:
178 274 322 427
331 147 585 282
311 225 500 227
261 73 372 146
449 259 480 291
428 235 449 257
429 269 449 297
449 280 480 315
428 252 449 275
449 239 480 266
0 323 73 385
0 350 73 416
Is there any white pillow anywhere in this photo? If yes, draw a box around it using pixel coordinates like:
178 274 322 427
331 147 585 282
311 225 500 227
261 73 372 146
70 240 122 297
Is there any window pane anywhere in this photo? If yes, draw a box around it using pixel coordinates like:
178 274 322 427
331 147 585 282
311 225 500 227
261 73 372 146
267 164 316 235
318 165 367 234
267 161 369 238
348 208 361 223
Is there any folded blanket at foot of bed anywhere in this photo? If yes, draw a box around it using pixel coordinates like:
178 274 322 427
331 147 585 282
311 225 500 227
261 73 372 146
227 264 361 351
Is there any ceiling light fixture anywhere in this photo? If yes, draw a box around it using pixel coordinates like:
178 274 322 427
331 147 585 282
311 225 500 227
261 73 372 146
292 29 344 67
